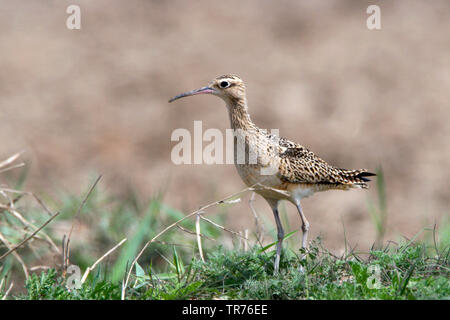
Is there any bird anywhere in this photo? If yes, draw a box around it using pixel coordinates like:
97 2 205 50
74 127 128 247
169 74 375 274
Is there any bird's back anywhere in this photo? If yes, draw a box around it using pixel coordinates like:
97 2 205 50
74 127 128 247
232 130 375 198
277 136 375 189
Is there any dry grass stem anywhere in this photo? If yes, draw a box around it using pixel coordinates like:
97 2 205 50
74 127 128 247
1 282 13 300
80 237 127 283
0 152 24 170
29 265 51 271
64 175 102 271
244 229 249 251
0 163 25 174
0 232 29 279
121 186 254 300
196 213 205 262
176 225 215 241
0 211 60 260
0 189 60 253
199 215 245 239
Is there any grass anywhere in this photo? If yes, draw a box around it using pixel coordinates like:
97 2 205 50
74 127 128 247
367 167 387 248
0 155 448 300
7 236 449 300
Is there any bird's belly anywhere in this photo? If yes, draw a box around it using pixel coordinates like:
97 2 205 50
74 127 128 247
234 162 281 186
288 184 316 200
234 163 292 200
232 134 291 199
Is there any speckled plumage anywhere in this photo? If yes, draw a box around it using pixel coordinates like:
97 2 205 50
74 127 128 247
277 136 374 188
169 74 375 274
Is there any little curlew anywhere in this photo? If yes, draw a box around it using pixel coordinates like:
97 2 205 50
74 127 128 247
169 75 375 274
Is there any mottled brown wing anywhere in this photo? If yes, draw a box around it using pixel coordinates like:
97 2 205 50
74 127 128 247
277 137 374 187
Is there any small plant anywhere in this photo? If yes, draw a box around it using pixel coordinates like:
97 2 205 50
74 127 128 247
367 167 388 249
22 268 122 300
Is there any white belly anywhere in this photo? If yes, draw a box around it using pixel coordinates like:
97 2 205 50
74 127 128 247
290 185 316 200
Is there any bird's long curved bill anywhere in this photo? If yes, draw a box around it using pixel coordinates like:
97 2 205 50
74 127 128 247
168 86 216 103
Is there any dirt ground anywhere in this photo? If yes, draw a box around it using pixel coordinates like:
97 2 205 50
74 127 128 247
1 1 449 252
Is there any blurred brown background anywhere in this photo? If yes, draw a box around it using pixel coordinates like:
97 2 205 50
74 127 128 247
1 0 449 252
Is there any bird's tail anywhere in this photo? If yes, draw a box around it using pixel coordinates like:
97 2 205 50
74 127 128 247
337 169 376 189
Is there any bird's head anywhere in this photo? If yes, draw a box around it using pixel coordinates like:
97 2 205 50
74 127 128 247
169 75 246 106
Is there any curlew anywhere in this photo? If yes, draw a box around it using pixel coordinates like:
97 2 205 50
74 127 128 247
169 75 375 274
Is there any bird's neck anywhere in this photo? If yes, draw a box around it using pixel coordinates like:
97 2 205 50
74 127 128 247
227 98 257 132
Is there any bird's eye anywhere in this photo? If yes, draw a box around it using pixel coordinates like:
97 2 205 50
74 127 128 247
219 81 230 88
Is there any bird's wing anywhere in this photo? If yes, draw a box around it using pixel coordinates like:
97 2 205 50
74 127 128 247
275 137 374 187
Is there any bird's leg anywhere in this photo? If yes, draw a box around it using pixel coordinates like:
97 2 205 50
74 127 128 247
267 199 283 275
295 202 310 260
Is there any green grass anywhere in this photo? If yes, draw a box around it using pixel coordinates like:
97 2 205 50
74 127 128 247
6 235 449 300
0 170 449 300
